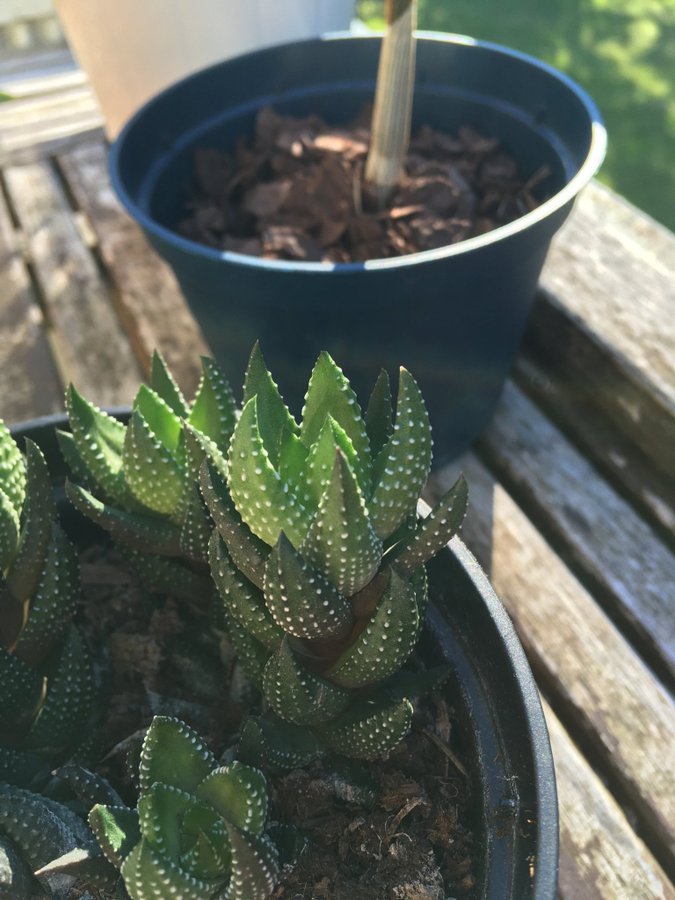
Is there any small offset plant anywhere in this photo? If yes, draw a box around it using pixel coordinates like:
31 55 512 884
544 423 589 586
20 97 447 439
202 346 467 766
63 352 236 600
0 421 96 787
89 716 279 900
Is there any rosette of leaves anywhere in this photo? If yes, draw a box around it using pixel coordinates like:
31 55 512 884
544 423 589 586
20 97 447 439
62 352 236 600
201 347 467 766
89 716 280 900
0 421 96 788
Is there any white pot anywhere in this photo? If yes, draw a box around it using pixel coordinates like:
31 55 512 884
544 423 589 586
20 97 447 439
53 0 356 137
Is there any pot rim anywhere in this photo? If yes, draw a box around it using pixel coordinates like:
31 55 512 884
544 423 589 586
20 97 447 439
110 29 606 274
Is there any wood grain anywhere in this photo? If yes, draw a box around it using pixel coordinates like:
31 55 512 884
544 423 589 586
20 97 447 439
543 700 675 900
57 141 208 397
0 179 62 423
3 159 143 406
476 380 675 680
429 455 675 867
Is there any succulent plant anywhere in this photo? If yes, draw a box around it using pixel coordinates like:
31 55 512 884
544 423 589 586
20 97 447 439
62 352 236 600
0 421 97 788
89 716 279 900
202 347 467 765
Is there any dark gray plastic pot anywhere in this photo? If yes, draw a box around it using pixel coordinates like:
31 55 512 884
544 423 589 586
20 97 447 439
110 31 605 463
12 412 559 899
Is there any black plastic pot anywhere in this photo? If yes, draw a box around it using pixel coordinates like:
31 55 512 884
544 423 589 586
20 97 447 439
110 32 605 463
12 412 559 898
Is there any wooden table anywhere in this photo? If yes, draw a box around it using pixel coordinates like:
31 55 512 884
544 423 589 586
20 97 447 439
1 50 674 900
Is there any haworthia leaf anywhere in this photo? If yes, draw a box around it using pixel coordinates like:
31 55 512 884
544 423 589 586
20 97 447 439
319 697 413 760
369 368 432 540
222 609 272 690
0 487 19 571
55 764 124 808
123 410 184 516
0 421 25 514
238 714 322 771
225 827 279 900
66 481 183 556
138 717 217 796
196 762 267 836
210 532 282 650
89 804 140 867
264 533 353 640
138 783 194 859
0 746 44 788
55 430 90 484
277 427 308 505
0 644 43 728
13 523 79 666
177 426 211 562
133 385 183 454
120 545 213 602
121 837 217 900
394 474 468 574
262 638 350 725
243 343 298 467
23 625 93 755
328 567 419 689
411 564 429 623
305 417 362 508
365 369 394 460
301 352 371 493
188 357 237 452
5 440 55 603
150 350 189 418
201 460 268 590
228 398 308 548
180 827 228 880
65 386 127 502
300 452 381 597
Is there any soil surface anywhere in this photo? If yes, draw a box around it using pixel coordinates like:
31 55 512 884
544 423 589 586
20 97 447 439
178 105 551 263
76 547 476 898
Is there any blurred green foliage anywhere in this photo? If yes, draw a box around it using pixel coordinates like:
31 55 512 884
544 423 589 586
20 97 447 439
359 0 675 230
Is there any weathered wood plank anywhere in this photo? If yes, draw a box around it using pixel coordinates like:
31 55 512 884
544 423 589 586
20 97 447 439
543 700 675 900
477 380 675 681
3 159 143 406
0 177 62 423
429 455 675 867
514 353 675 539
57 140 208 397
532 181 675 480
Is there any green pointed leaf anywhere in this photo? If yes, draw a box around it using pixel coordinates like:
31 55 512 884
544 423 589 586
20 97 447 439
238 714 322 771
23 626 93 754
123 410 184 516
0 644 43 727
89 804 140 867
365 369 393 459
55 764 124 808
301 452 381 597
150 350 189 418
228 398 308 548
121 837 217 900
5 441 55 603
0 422 25 514
222 609 272 690
369 368 432 540
0 488 19 571
264 533 353 639
301 352 371 492
201 460 269 590
412 564 429 622
263 638 350 725
181 827 228 880
328 568 419 688
13 523 79 665
134 384 183 454
305 417 363 507
139 717 217 795
65 386 127 501
196 761 267 835
319 697 413 760
225 826 279 900
394 475 469 574
55 429 90 484
177 426 211 562
210 532 282 650
277 426 308 502
243 343 299 467
138 783 194 860
66 481 183 556
188 357 237 451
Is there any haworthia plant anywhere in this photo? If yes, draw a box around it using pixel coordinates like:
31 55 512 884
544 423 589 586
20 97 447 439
203 346 468 764
62 352 236 599
89 716 280 900
0 421 97 788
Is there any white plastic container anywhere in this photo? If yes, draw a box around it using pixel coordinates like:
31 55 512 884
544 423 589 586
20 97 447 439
53 0 355 137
